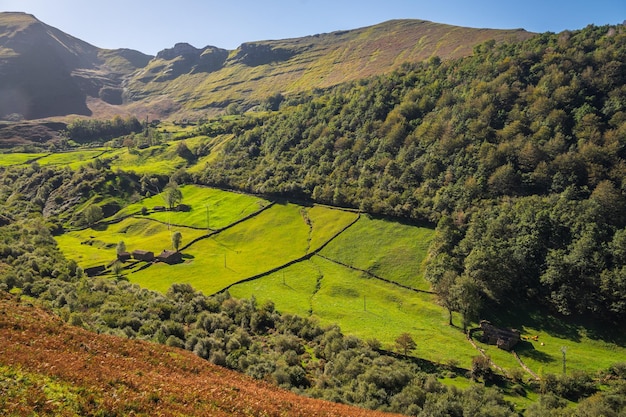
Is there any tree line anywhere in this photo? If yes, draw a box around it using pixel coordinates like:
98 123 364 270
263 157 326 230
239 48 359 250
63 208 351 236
64 115 143 143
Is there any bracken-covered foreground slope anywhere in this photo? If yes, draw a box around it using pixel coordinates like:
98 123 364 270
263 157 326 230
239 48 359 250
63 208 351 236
0 293 400 417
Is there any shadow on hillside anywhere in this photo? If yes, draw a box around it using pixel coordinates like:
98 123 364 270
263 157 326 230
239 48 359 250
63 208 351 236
91 223 110 232
482 301 581 342
483 301 626 346
515 340 555 364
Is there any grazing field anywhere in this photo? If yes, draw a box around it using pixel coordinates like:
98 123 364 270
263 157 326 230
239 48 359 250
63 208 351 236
126 203 358 294
36 149 108 168
230 255 479 367
0 152 47 166
114 185 270 230
54 185 626 378
55 218 207 268
319 215 435 290
106 145 187 175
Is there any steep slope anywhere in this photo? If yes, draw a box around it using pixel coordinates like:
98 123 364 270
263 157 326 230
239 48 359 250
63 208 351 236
128 19 534 118
0 12 150 120
0 292 399 417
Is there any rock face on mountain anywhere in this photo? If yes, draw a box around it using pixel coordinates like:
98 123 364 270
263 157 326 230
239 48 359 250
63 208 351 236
0 12 535 122
136 43 229 83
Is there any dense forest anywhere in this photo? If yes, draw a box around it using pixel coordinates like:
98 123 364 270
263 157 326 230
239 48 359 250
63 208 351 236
191 24 626 324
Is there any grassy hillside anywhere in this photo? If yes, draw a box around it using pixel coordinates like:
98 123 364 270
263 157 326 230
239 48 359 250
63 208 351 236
124 202 358 294
0 293 400 417
127 20 533 118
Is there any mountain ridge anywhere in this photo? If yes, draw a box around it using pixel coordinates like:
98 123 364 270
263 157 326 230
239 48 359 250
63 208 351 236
0 12 534 123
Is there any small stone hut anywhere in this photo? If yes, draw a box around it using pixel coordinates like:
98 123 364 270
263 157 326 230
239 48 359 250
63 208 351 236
117 251 131 262
479 320 521 351
132 249 154 262
157 249 182 265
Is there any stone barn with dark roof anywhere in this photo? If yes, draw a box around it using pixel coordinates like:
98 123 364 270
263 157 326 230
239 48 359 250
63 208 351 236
157 250 182 264
479 320 521 351
132 250 154 262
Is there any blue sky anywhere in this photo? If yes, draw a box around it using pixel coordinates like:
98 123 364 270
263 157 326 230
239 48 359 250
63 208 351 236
2 0 625 55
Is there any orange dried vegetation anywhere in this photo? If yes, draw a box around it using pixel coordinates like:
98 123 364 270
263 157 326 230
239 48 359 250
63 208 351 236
0 293 401 416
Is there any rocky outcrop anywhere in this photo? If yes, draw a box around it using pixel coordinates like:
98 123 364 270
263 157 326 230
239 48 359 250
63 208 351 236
229 42 302 66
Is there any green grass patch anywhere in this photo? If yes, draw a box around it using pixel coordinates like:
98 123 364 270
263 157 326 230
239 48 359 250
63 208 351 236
230 260 321 318
231 255 479 368
319 215 435 290
128 203 313 294
36 149 109 169
107 144 187 175
0 152 48 166
55 218 206 268
127 203 357 295
114 185 270 229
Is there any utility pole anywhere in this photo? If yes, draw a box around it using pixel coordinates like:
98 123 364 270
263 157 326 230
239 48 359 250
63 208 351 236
561 346 567 375
205 204 210 231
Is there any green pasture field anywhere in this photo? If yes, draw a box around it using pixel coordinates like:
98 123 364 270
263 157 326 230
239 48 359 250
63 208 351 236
53 182 626 381
36 149 109 169
471 308 626 378
230 255 479 367
114 185 270 230
230 254 626 377
56 218 206 268
229 259 321 318
319 215 435 290
107 144 187 175
0 152 48 166
126 203 358 294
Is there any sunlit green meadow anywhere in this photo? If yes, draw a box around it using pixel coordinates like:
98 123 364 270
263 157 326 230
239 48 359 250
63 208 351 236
36 149 109 169
231 255 479 368
0 152 48 166
56 218 206 268
126 203 357 294
319 215 435 290
114 185 270 229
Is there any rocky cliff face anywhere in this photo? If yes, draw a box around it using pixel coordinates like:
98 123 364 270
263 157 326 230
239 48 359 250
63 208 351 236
137 43 229 82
